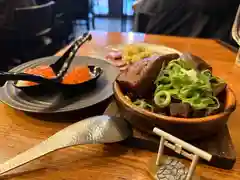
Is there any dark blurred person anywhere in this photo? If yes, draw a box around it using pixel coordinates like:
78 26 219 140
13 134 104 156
0 0 36 70
4 0 36 26
134 0 239 46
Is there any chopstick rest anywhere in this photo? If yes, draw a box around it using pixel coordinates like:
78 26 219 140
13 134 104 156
153 127 212 180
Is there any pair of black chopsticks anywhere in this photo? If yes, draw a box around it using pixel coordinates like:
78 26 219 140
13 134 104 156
51 33 92 80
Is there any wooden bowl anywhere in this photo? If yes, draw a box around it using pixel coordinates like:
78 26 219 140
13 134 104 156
113 82 236 140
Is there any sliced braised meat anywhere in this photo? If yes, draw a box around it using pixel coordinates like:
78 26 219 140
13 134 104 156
169 103 192 118
154 106 168 115
192 109 206 118
117 53 179 97
212 83 227 96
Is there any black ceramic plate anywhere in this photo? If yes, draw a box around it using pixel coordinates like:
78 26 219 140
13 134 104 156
0 56 120 113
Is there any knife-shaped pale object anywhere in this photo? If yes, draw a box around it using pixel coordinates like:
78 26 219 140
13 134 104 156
0 115 132 175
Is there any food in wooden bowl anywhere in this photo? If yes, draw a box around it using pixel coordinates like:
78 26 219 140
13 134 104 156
113 53 236 140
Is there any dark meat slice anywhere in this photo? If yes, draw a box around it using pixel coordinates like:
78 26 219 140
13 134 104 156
169 103 192 118
212 83 227 96
154 106 168 116
192 109 206 118
117 53 179 97
216 87 227 104
180 52 212 71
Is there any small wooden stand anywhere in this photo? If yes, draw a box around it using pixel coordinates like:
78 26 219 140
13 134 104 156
153 127 211 180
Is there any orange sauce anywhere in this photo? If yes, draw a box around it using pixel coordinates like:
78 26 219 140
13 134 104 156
23 65 91 86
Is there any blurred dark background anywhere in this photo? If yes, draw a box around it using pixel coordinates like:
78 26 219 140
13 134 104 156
0 0 134 71
0 0 238 71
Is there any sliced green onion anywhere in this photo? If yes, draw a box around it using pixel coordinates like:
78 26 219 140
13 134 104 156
153 58 224 111
134 99 154 112
207 96 220 110
154 91 171 108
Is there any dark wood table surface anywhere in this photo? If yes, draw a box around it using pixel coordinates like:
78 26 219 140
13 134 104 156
0 31 239 179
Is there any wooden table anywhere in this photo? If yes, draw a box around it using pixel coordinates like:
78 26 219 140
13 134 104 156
0 31 240 179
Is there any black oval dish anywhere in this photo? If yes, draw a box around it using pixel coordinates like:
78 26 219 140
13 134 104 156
12 65 103 95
